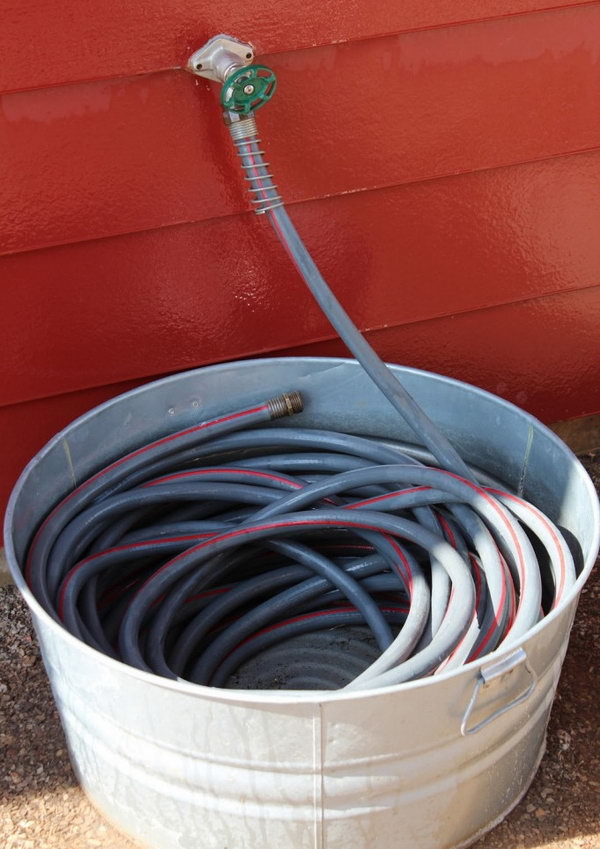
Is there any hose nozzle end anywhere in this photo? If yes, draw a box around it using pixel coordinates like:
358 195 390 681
267 391 304 420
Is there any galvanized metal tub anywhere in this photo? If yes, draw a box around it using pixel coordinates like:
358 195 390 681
5 357 599 849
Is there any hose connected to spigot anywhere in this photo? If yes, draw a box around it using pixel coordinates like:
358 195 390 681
32 36 556 691
187 36 473 476
19 35 577 697
187 35 282 213
225 113 284 214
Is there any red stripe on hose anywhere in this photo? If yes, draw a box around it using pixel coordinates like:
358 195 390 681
470 554 482 610
348 486 431 509
142 467 303 489
57 533 217 619
485 487 567 605
431 469 528 616
26 404 268 581
137 518 413 591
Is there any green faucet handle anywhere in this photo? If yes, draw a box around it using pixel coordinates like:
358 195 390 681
221 64 277 114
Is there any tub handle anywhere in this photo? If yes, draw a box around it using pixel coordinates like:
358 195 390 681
460 648 537 736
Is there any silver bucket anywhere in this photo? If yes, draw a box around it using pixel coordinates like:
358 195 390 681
5 357 599 849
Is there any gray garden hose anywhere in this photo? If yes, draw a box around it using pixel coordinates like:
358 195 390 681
21 114 578 692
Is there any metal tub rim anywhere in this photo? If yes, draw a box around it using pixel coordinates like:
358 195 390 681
4 356 599 706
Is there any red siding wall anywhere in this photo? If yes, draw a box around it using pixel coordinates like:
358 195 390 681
2 1 600 517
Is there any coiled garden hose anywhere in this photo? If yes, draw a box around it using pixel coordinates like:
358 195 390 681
23 75 578 692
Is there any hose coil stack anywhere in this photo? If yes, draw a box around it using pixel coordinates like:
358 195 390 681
26 388 576 690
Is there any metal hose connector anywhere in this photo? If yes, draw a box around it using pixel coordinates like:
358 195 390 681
227 114 259 141
266 391 304 419
226 114 284 214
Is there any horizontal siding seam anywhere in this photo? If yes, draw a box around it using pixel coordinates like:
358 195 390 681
2 143 600 260
1 0 599 97
1 280 599 412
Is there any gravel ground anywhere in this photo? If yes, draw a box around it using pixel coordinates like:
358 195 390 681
1 454 599 849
